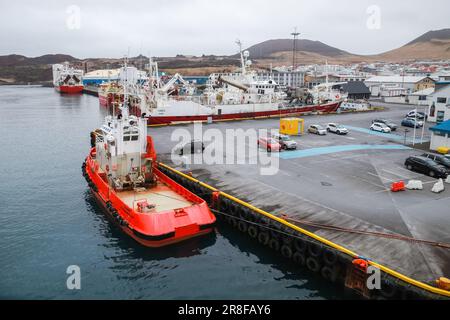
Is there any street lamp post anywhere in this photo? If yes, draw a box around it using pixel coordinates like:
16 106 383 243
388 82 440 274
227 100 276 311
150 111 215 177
291 27 300 71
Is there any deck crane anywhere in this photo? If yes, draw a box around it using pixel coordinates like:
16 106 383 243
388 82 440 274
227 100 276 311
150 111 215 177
160 73 191 94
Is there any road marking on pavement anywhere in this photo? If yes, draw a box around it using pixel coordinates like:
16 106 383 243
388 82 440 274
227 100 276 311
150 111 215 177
350 175 389 190
345 126 430 143
367 171 396 183
277 144 411 160
381 168 410 179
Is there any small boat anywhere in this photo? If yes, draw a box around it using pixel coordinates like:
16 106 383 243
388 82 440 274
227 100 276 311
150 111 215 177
82 103 216 247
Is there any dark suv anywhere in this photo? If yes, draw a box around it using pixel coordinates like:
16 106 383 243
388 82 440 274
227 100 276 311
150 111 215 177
421 153 450 169
404 156 448 178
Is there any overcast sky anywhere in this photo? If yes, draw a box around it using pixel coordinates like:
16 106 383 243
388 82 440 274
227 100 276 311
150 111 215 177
1 0 449 58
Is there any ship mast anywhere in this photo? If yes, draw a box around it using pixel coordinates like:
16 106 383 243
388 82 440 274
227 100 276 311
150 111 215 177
122 56 129 118
236 39 246 75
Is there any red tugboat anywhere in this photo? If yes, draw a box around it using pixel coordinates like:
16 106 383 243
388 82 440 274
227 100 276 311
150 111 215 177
82 105 216 247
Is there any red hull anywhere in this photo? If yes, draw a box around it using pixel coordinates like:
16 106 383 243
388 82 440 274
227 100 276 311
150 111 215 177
56 85 84 94
82 137 216 248
147 101 342 125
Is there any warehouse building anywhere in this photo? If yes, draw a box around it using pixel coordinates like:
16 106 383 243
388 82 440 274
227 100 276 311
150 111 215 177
365 76 435 96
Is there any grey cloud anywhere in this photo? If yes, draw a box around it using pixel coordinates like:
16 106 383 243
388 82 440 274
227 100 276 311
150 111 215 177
0 0 449 58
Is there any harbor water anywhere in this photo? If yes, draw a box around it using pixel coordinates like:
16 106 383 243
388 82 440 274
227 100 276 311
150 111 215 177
0 86 354 299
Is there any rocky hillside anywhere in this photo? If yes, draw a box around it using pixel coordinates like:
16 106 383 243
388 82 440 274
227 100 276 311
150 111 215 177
1 28 449 84
373 29 450 61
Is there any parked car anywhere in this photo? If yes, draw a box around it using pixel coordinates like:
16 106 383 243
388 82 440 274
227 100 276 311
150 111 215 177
404 156 448 178
272 133 297 150
401 118 423 128
308 125 327 135
421 153 450 169
372 119 398 131
326 123 349 135
370 122 391 133
258 137 281 152
406 110 427 120
177 139 205 155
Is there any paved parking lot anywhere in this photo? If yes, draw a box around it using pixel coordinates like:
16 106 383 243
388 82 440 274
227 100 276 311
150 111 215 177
150 102 450 283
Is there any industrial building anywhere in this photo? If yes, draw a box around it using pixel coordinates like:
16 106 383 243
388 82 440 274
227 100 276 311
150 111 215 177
258 70 305 88
332 81 371 100
365 76 435 96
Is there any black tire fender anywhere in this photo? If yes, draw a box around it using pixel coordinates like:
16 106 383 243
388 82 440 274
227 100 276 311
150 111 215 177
281 244 293 259
238 221 248 233
269 238 280 251
247 225 258 239
294 238 307 253
380 279 398 299
306 256 321 273
258 232 270 246
293 251 306 266
308 241 323 258
321 265 339 282
231 217 238 228
323 249 338 266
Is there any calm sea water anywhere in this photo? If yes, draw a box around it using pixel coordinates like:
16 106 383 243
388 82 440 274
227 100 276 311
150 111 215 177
0 86 351 299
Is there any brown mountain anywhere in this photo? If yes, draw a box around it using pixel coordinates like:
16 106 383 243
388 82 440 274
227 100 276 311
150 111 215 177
248 29 450 66
242 39 349 59
1 28 449 84
373 29 450 61
0 54 77 67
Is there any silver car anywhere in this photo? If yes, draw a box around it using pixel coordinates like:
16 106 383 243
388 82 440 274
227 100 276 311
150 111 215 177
308 125 327 135
272 133 297 150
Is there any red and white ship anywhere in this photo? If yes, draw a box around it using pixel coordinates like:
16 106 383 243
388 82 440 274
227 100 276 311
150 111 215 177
52 63 84 94
82 101 216 247
133 41 343 125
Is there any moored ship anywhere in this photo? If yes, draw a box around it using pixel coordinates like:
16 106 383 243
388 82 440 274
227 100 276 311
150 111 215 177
82 100 216 247
137 41 343 125
52 63 84 94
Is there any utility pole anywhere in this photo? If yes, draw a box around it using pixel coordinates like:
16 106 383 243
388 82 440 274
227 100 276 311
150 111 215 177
291 27 300 71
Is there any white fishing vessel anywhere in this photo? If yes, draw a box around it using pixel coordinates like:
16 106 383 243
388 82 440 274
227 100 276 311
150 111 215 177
133 41 343 125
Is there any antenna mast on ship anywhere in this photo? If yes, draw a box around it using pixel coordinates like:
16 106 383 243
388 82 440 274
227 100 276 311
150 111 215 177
121 56 129 118
236 39 246 75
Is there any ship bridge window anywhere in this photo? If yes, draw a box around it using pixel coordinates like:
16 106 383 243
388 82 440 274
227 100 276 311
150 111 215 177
123 129 139 142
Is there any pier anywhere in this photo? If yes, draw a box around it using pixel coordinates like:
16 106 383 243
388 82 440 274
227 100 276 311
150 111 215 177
150 103 450 299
